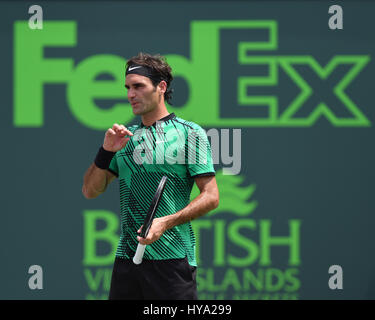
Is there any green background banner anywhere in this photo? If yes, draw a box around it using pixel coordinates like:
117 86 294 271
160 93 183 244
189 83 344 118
1 1 374 299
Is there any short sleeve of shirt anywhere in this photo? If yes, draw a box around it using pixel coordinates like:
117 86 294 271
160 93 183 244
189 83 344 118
107 153 119 177
186 125 215 178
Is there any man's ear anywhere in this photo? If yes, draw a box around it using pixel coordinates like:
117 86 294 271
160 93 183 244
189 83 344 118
158 80 167 94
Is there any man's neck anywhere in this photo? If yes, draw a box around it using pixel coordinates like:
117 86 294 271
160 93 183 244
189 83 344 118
141 105 170 127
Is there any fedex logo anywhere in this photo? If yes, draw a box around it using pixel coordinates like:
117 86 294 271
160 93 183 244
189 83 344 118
13 20 370 129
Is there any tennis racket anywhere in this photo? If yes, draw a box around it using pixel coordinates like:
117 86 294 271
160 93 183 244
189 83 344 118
133 176 168 265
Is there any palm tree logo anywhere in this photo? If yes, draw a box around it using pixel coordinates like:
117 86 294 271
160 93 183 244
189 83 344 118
190 169 258 217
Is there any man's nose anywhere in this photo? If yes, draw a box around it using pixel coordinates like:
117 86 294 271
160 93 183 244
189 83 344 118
127 88 136 99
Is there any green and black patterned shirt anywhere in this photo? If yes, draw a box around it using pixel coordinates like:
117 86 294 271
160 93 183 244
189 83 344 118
108 113 215 266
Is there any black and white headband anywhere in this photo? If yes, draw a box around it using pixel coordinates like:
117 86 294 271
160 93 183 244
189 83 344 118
125 64 166 84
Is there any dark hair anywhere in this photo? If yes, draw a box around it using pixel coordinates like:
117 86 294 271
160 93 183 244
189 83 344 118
126 52 174 104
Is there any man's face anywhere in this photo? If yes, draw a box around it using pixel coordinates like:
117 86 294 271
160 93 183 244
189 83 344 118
125 74 161 115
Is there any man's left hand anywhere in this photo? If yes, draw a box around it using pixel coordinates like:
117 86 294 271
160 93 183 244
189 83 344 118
137 217 167 245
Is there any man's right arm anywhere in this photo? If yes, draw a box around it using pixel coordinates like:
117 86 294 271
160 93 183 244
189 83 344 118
82 164 117 199
82 123 133 199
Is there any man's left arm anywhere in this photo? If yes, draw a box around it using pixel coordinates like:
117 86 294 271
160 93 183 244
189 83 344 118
137 175 219 245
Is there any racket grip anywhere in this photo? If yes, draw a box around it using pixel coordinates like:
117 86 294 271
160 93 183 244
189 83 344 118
133 243 146 264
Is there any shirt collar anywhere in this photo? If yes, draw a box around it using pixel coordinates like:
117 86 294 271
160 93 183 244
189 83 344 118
140 113 176 128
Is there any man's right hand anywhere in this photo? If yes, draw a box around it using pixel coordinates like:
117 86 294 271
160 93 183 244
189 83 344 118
103 123 134 152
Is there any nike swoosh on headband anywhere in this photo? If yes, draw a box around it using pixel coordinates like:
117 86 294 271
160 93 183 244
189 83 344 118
128 66 142 71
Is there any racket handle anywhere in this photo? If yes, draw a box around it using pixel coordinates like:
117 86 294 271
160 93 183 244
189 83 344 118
133 243 146 264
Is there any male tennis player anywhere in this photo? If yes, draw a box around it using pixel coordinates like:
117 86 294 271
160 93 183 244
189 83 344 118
82 52 219 300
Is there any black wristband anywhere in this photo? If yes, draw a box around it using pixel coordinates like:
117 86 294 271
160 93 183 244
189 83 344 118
94 146 116 169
